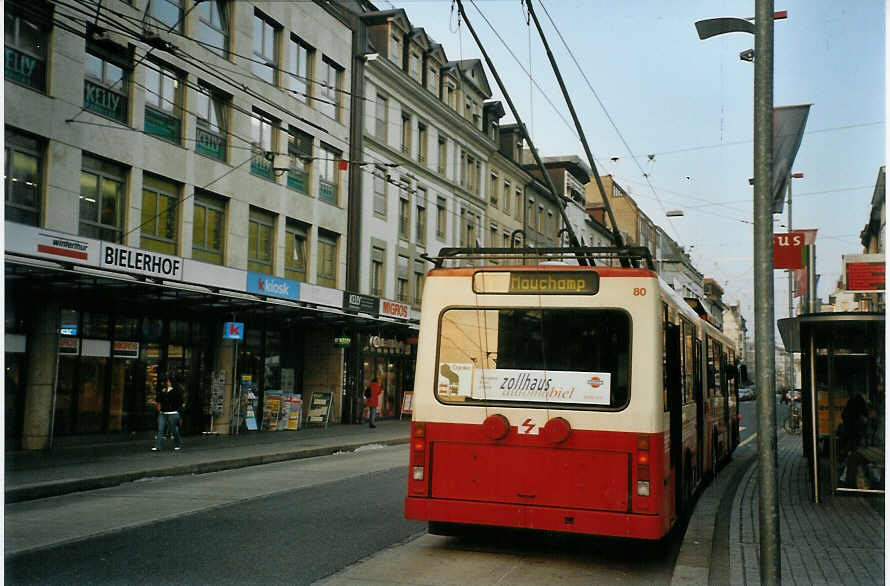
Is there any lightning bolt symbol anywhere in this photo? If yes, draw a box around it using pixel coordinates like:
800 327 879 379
521 418 535 434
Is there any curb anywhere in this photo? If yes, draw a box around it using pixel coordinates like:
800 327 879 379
5 437 410 504
671 446 757 586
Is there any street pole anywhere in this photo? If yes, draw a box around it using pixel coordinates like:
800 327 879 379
787 175 793 392
753 0 781 583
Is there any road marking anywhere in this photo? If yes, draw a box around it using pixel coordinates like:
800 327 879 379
739 433 757 448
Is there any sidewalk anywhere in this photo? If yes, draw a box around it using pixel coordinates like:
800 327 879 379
673 426 885 585
5 419 411 504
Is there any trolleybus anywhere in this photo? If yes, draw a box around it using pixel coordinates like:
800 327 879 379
404 247 739 540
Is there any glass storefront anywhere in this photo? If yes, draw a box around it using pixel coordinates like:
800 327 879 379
361 333 414 420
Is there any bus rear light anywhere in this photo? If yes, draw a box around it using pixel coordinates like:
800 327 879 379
413 440 425 453
637 436 650 451
637 452 649 465
637 480 650 497
414 423 425 438
542 417 571 443
637 463 650 480
413 466 424 481
483 414 510 440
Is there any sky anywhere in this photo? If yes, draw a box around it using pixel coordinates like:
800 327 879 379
379 0 886 328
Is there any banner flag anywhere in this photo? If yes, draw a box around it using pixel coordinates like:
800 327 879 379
772 105 811 214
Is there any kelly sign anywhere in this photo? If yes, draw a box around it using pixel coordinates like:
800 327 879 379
773 231 807 269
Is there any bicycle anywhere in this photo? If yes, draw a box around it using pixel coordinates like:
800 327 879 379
783 400 802 435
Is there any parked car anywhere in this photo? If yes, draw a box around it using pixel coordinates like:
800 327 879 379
739 386 756 401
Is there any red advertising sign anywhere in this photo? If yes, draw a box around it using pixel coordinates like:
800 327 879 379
773 231 807 269
845 262 885 291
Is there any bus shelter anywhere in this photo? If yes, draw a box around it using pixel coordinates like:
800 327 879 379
779 312 884 502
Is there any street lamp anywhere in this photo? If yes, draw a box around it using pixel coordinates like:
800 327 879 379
696 6 781 585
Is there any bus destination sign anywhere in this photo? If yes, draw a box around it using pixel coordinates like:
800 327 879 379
508 272 599 295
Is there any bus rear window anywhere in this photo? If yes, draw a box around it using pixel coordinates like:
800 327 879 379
436 308 630 409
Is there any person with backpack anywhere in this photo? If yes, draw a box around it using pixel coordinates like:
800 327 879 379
366 377 382 429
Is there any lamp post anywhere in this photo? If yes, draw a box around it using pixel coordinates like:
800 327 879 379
696 4 781 584
786 172 803 395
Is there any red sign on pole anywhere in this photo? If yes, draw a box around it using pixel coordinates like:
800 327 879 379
773 231 806 269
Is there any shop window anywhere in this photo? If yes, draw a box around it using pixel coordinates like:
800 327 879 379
168 319 189 342
192 191 226 265
318 56 342 120
285 220 308 282
5 3 49 92
287 127 312 194
248 207 275 274
114 315 139 340
60 308 79 336
252 10 279 85
318 143 340 205
80 154 125 242
198 0 228 57
194 83 228 161
287 35 313 103
316 231 338 288
82 311 110 338
84 41 130 124
4 128 42 226
140 174 180 255
250 110 277 179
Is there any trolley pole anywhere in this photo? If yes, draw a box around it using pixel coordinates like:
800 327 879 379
787 175 793 392
753 0 781 583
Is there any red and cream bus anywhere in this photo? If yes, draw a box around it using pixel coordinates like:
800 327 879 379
404 247 738 540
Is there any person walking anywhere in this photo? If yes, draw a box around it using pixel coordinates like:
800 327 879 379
367 377 382 429
153 374 184 451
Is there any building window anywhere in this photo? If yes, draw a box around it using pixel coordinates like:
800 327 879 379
490 224 498 248
426 65 438 95
398 195 410 240
317 231 338 288
288 36 313 103
285 220 308 282
409 51 421 81
436 196 447 239
375 93 388 141
489 172 499 206
400 113 411 155
515 188 522 220
192 191 225 265
5 5 49 92
194 84 227 161
84 43 129 124
397 255 410 303
250 110 276 179
198 0 228 57
370 247 385 297
318 143 340 205
247 207 275 274
318 57 342 120
149 0 182 31
80 154 125 242
504 180 511 212
140 174 179 254
252 11 279 85
373 167 387 217
287 127 312 194
417 123 427 164
4 129 42 226
413 260 425 306
389 34 401 67
502 232 511 248
144 61 182 143
437 136 447 175
415 187 427 245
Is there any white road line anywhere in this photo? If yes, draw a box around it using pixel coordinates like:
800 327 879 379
739 433 757 448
